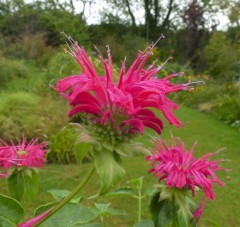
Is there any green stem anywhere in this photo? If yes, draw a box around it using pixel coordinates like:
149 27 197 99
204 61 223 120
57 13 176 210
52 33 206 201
34 163 95 226
138 190 142 222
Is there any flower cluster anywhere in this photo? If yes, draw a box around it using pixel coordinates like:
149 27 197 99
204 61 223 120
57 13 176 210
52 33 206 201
0 137 47 177
146 136 227 221
54 35 192 141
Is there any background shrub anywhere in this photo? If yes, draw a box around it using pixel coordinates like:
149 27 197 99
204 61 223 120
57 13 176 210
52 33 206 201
0 92 69 142
0 57 29 88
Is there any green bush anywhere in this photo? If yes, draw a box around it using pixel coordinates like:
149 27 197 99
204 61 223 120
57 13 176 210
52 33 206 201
212 92 240 130
0 92 69 142
0 57 29 88
47 127 79 164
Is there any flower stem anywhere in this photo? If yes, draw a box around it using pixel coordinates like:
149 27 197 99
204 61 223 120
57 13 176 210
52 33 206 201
138 190 142 222
34 163 95 226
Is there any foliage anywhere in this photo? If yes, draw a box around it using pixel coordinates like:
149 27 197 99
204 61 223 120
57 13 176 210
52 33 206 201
0 56 29 88
212 91 240 130
0 92 69 142
0 33 55 66
47 127 79 164
204 32 240 81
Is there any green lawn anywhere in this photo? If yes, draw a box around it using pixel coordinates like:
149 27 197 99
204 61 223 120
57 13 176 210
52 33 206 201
1 106 239 226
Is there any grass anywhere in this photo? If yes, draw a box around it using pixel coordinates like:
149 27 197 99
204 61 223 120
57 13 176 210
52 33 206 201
1 106 239 226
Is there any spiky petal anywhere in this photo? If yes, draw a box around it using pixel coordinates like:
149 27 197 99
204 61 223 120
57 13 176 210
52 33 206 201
54 36 192 136
146 136 228 221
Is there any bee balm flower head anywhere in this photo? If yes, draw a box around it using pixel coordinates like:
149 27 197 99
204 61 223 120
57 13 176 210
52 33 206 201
147 136 228 222
0 137 47 177
54 35 193 144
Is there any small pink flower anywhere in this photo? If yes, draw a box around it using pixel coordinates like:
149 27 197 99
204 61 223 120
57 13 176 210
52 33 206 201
0 137 47 175
53 35 192 136
146 136 228 221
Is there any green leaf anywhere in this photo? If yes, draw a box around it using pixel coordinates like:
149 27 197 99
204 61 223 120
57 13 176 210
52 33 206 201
7 169 25 202
127 176 144 190
34 202 57 217
0 217 16 227
48 189 71 201
75 143 92 165
23 170 39 200
47 189 82 203
91 203 126 217
94 150 125 195
38 203 97 227
149 191 177 227
177 208 190 227
134 220 155 227
75 224 102 227
0 194 25 225
105 188 135 197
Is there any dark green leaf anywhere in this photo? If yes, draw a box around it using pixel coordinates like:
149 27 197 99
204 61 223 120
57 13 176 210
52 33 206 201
0 194 25 225
38 203 97 227
149 191 177 227
94 150 125 195
7 170 25 202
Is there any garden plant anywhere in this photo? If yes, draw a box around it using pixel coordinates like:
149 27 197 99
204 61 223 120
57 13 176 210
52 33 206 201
0 33 229 227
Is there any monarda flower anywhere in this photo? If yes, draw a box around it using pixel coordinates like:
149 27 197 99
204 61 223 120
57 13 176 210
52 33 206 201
0 137 47 175
54 35 192 145
147 136 228 222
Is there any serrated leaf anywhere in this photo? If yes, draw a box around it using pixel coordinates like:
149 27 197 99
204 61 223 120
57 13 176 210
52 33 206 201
134 220 155 227
94 150 125 195
34 202 57 217
7 170 25 202
105 188 135 197
38 203 97 227
0 194 25 225
75 143 92 165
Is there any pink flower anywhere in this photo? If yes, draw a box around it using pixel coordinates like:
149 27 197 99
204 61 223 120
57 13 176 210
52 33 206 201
146 136 228 221
18 208 53 227
53 35 192 136
0 137 47 175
